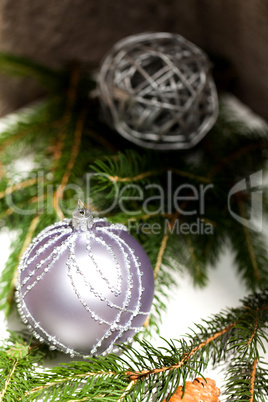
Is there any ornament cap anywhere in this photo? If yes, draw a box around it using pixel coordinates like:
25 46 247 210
72 200 93 231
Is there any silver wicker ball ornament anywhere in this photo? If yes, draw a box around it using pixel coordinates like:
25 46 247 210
16 201 154 357
98 32 218 150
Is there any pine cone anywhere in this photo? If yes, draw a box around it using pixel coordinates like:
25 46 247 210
163 377 221 402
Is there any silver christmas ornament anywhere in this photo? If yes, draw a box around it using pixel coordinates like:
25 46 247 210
98 32 218 150
16 201 154 357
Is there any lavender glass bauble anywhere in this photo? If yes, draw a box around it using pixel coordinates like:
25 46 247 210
16 202 154 357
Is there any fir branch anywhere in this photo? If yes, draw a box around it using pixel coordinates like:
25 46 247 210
228 219 268 290
0 177 38 199
0 334 45 401
154 231 170 280
137 216 182 333
0 54 268 400
225 358 268 402
107 167 210 184
53 108 87 219
0 124 45 156
127 322 236 382
8 214 41 306
0 359 18 401
0 52 64 91
0 290 267 401
247 310 259 348
185 234 205 285
238 198 261 282
0 70 102 313
51 64 81 167
169 167 211 184
23 370 116 398
208 140 268 178
0 228 33 313
109 169 161 183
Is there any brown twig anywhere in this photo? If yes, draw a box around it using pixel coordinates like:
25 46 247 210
0 126 40 154
23 371 115 398
247 308 259 347
117 380 137 401
51 64 81 166
85 128 118 153
133 323 235 380
0 178 38 200
154 210 180 280
186 234 202 280
0 360 18 401
109 167 211 184
249 357 258 402
169 167 211 183
109 170 160 183
208 141 268 178
53 108 87 220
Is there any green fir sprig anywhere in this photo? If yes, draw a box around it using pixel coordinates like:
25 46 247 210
0 290 267 401
0 52 267 400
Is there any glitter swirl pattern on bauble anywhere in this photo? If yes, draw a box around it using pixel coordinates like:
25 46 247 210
16 203 154 357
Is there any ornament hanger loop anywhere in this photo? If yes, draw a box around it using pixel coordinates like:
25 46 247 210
72 200 93 231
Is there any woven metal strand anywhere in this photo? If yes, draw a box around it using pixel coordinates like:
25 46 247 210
98 32 218 150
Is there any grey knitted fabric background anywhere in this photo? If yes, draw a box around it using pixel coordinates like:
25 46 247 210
0 0 267 118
